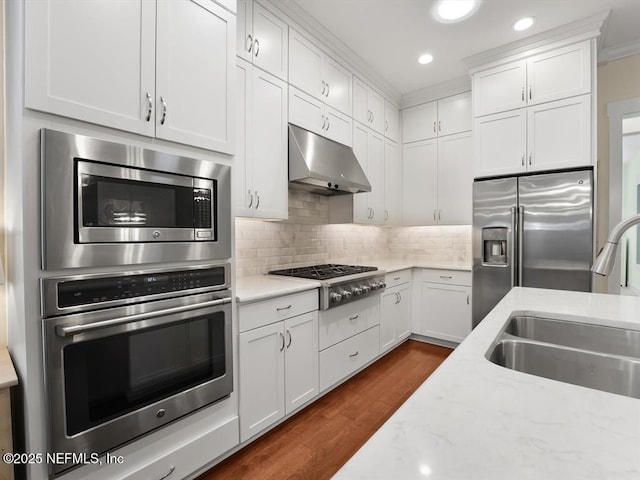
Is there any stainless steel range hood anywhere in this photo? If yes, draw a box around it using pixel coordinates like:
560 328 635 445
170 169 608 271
288 124 371 195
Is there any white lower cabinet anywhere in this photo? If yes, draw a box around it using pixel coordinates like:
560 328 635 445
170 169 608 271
419 270 472 344
239 294 318 442
380 271 412 352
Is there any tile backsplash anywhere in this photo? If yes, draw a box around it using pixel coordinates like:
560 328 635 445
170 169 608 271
235 190 471 277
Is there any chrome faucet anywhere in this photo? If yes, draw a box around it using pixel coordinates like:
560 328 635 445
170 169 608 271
592 213 640 276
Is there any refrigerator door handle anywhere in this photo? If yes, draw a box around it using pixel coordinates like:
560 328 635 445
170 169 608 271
510 206 517 287
518 206 524 286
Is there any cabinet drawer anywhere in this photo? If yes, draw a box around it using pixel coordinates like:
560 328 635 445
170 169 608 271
239 290 318 332
421 269 471 286
318 295 379 350
385 269 411 288
319 326 380 392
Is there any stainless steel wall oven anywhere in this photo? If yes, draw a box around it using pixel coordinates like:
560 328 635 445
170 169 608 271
42 264 232 475
41 129 231 270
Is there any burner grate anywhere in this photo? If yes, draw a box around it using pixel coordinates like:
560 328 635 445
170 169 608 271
269 264 378 280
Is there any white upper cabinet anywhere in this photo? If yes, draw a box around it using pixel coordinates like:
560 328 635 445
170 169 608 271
349 123 384 223
353 76 384 134
384 100 400 143
437 132 473 224
383 139 401 225
237 0 288 80
26 0 235 154
402 139 438 225
402 92 471 143
289 29 352 116
473 40 591 117
236 60 288 219
474 109 527 177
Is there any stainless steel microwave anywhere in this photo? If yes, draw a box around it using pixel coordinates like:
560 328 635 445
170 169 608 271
41 129 231 270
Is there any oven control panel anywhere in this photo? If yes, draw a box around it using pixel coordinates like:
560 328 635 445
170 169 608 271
324 274 386 310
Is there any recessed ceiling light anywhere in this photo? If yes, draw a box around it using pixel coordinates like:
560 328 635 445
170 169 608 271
433 0 480 23
418 54 434 65
513 16 535 31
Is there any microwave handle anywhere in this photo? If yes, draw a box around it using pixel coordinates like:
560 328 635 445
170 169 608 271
56 297 231 337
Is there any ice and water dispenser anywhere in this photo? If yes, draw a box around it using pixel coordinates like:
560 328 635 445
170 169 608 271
482 228 508 266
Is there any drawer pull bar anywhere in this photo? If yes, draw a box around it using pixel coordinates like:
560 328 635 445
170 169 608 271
158 466 176 480
393 276 401 281
439 275 452 279
349 315 359 321
276 304 292 311
349 351 359 358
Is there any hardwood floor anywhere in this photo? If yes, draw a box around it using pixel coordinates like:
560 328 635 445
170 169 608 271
199 340 452 480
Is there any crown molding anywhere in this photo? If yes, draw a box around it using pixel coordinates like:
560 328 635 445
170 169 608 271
598 40 640 64
464 10 608 73
401 76 471 109
259 0 402 103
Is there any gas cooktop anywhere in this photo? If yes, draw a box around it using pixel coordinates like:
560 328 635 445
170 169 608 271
269 264 378 280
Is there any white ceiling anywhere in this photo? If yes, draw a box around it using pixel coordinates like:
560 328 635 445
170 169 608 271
284 0 640 96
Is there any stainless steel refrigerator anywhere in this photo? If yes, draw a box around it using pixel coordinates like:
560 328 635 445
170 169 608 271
472 169 593 328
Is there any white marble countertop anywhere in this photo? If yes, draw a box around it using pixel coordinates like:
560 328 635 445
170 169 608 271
334 287 640 480
0 347 18 390
236 258 471 304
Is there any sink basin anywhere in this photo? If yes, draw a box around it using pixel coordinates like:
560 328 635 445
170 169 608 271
505 315 640 358
489 339 640 399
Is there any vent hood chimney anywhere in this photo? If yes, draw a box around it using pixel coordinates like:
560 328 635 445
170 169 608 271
288 124 371 196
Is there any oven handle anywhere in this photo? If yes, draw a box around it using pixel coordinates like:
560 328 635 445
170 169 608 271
56 297 231 337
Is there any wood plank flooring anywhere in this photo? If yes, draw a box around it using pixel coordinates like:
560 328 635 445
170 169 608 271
199 340 452 480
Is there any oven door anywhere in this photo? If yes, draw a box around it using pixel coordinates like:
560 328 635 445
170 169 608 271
76 160 214 243
43 291 232 474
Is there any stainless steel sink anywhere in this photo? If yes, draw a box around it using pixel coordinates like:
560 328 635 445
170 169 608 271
505 315 640 358
489 339 640 399
487 314 640 399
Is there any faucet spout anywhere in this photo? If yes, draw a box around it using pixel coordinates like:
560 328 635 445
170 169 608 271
592 213 640 276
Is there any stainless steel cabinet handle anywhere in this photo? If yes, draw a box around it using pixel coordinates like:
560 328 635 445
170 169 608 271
246 34 253 53
385 120 388 131
395 292 400 304
521 154 525 167
255 192 260 209
349 351 359 358
158 466 176 480
371 208 375 219
349 315 359 321
321 80 326 96
529 86 532 101
276 304 292 311
371 112 375 122
57 297 231 337
466 293 470 305
438 209 441 221
326 118 330 131
253 38 260 57
160 96 167 125
248 190 253 208
384 210 389 221
279 332 285 351
510 206 517 288
528 153 532 165
433 121 436 133
322 115 327 130
438 120 441 132
398 292 402 303
433 209 436 221
394 276 401 281
145 92 153 121
367 110 372 121
439 275 452 279
518 206 524 286
286 329 292 348
326 83 330 97
521 87 525 102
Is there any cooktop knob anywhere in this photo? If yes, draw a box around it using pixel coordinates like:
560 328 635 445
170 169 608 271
353 286 363 296
330 292 343 303
343 290 353 300
361 285 371 293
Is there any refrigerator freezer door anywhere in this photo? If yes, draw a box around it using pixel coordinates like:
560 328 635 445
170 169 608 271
518 170 593 291
472 178 518 328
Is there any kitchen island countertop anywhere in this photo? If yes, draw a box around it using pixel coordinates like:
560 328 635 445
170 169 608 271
333 287 640 479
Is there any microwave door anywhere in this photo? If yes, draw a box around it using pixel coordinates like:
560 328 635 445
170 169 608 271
76 160 198 243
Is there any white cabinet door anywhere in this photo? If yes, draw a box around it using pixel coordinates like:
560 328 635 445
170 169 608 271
421 283 471 343
288 29 323 99
402 101 438 143
396 284 411 341
384 100 400 143
284 312 319 414
323 56 352 116
251 2 288 80
369 89 385 134
438 132 473 224
25 0 156 136
156 0 235 153
380 289 398 352
474 109 527 178
437 92 472 136
527 95 591 172
473 60 526 117
235 60 253 217
239 322 285 442
352 76 370 126
236 0 253 62
289 86 325 136
324 106 353 147
383 140 401 225
402 139 438 225
527 41 591 106
251 68 288 219
368 131 385 223
352 123 371 224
